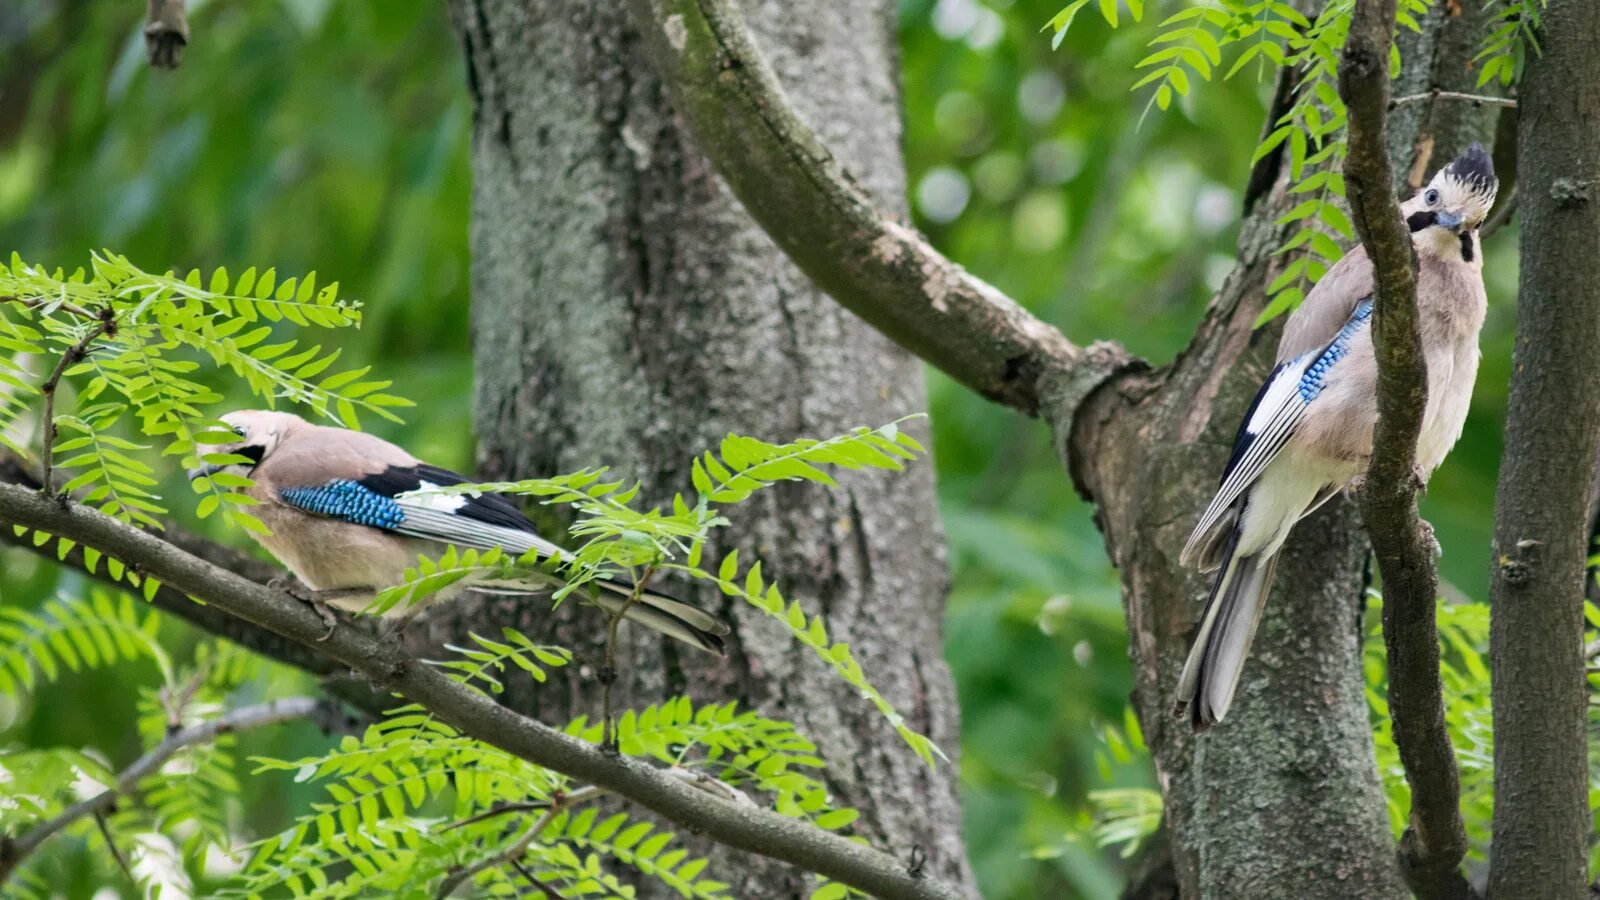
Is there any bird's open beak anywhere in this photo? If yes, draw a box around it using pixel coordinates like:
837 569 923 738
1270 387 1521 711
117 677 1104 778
1435 209 1465 232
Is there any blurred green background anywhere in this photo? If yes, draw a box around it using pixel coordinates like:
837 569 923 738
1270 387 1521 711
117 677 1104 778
0 0 1517 897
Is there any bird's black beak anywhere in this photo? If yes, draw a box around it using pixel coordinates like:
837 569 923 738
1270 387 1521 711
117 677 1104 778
187 462 223 482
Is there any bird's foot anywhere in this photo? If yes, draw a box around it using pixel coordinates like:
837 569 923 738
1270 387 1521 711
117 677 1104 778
266 577 352 641
1346 473 1367 499
376 611 419 644
1418 519 1442 559
1412 464 1429 498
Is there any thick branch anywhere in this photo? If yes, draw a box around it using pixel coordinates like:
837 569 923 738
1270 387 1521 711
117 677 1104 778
623 0 1129 416
0 482 966 900
0 697 332 885
1487 0 1600 895
1339 2 1472 898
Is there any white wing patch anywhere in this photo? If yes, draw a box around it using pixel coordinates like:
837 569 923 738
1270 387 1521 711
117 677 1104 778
1182 355 1313 561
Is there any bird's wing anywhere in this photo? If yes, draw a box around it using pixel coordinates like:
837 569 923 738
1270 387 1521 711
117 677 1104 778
1182 299 1374 565
1277 246 1375 361
276 463 559 558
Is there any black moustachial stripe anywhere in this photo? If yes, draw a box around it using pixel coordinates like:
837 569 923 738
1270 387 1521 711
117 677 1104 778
1407 210 1437 232
1460 232 1475 262
355 464 535 533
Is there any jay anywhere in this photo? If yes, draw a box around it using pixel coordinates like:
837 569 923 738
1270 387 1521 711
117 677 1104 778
189 410 729 653
1177 144 1498 728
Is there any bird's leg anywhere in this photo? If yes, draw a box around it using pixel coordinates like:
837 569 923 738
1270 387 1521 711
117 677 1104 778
376 608 422 644
1411 463 1429 498
266 575 360 641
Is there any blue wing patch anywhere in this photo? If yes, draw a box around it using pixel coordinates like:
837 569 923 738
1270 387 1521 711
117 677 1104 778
1298 300 1373 402
1182 296 1374 564
280 480 407 530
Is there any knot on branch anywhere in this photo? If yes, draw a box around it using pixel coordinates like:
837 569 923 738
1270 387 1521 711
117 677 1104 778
1497 538 1543 587
143 0 190 69
1550 177 1594 208
1340 45 1385 81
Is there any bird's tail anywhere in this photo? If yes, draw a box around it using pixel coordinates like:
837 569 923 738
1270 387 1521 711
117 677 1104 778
591 578 730 655
1175 528 1280 729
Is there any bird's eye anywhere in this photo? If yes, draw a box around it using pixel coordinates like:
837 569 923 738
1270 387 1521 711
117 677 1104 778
232 426 246 438
1424 188 1441 205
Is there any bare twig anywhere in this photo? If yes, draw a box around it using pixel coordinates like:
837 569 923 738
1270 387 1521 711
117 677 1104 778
601 566 654 749
443 801 549 832
92 811 135 885
143 0 189 69
436 785 608 898
0 482 967 900
1390 90 1517 110
0 295 97 320
622 0 1130 417
37 310 114 497
0 697 330 887
1339 2 1474 898
510 858 566 899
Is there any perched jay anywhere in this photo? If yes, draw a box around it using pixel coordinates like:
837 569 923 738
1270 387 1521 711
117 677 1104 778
188 410 729 653
1176 144 1498 728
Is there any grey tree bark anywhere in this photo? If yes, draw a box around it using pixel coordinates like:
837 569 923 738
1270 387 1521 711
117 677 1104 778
445 1 973 896
1487 1 1600 896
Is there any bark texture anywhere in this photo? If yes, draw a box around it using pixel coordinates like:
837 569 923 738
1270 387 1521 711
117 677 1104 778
1486 1 1600 896
446 2 972 896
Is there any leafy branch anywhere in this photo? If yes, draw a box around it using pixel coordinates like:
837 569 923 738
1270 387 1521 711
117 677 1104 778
0 697 335 888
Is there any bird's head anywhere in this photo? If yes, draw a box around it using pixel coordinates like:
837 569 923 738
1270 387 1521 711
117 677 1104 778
1403 143 1498 238
187 409 306 483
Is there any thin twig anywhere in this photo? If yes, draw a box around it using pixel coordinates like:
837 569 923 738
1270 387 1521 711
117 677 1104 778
435 785 608 898
0 697 329 888
443 801 548 832
509 858 566 899
1389 90 1517 109
0 295 97 320
92 811 135 885
600 566 654 749
161 658 214 732
38 310 115 497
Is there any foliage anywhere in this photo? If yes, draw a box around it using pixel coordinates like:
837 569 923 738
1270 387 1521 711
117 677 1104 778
0 251 409 537
1476 0 1545 87
1 253 927 895
0 587 169 695
392 422 941 764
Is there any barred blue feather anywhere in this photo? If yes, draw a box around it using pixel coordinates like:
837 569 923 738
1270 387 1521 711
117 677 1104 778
1298 300 1373 402
279 480 406 530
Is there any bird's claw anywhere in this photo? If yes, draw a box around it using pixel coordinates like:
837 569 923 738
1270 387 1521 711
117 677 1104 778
267 576 340 641
1411 464 1429 498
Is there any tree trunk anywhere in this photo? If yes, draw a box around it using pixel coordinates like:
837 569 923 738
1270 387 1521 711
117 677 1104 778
1051 4 1497 895
445 1 973 896
1487 1 1600 896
